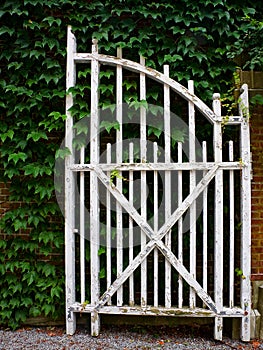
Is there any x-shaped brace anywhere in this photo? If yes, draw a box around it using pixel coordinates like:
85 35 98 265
92 165 219 313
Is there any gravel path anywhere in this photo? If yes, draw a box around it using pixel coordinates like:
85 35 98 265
0 325 262 349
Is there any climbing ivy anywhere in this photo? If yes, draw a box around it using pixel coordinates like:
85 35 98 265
0 0 262 329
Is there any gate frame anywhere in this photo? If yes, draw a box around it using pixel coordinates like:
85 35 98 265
64 26 251 341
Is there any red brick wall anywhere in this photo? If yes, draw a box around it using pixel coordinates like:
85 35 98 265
0 180 10 228
251 105 263 281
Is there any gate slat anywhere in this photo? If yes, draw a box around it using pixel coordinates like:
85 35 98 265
153 142 159 307
90 38 100 336
202 141 208 307
80 147 85 304
229 141 235 307
129 143 134 306
116 47 123 306
140 55 147 307
213 93 223 340
106 143 112 305
164 65 171 308
178 142 183 308
188 80 196 308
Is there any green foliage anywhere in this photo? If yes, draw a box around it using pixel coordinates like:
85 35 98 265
0 0 262 329
228 15 263 70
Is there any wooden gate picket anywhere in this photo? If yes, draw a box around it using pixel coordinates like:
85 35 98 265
64 26 251 341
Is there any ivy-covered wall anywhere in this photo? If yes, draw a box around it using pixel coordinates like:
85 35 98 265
0 0 262 329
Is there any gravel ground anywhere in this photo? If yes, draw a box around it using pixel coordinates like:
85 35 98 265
0 325 263 350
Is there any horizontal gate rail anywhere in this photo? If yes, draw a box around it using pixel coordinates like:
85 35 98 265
70 162 244 171
70 303 245 317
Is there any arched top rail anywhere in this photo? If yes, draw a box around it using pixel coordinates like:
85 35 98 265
67 26 219 124
74 51 218 124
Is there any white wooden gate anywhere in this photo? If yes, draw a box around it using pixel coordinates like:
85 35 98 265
64 26 251 341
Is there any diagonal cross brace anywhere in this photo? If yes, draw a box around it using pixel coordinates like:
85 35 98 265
92 165 219 313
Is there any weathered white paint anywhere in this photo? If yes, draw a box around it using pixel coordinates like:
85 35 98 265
106 143 112 306
71 302 246 317
116 47 123 307
80 147 85 304
140 55 147 307
65 28 251 341
164 65 171 308
65 25 77 336
202 141 208 306
153 142 159 307
74 52 217 123
129 143 134 306
89 38 100 336
178 142 183 308
213 93 223 340
188 80 196 309
229 141 235 308
239 84 251 342
71 162 242 172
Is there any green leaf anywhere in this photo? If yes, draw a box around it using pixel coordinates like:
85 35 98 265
51 285 63 299
42 264 55 277
129 99 148 111
42 16 62 27
99 267 106 279
100 120 120 133
147 126 162 138
123 80 137 91
42 303 55 316
1 129 14 142
27 131 48 142
8 152 27 164
78 68 91 78
98 247 106 256
251 94 263 106
15 310 27 323
29 306 41 317
55 147 71 159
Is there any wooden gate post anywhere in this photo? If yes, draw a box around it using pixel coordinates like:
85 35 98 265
65 25 77 335
239 84 251 341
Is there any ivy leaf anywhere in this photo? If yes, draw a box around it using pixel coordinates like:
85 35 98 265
15 310 27 323
48 111 67 120
123 80 137 91
129 99 148 111
29 306 41 317
27 131 48 142
51 285 63 299
42 264 55 277
78 68 91 78
1 129 14 142
171 129 187 147
100 120 120 133
8 152 27 164
55 147 71 160
99 267 106 279
73 118 89 135
23 164 40 177
99 83 114 94
98 247 106 256
42 16 62 27
147 126 162 138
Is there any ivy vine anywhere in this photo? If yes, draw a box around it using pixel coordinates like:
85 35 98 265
0 0 262 329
